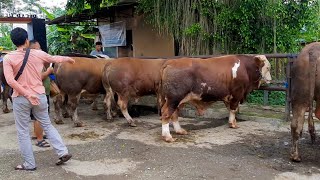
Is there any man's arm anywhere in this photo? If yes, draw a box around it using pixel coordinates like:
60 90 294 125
36 49 75 64
3 58 31 97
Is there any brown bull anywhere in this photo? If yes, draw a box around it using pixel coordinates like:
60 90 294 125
53 57 112 127
0 61 12 113
160 55 271 142
290 42 320 162
102 58 166 126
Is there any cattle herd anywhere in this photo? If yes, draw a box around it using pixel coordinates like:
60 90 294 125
1 42 320 162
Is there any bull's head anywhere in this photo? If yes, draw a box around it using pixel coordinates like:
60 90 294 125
254 55 272 85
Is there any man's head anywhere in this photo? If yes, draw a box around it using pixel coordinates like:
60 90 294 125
95 41 103 51
29 39 41 50
10 27 29 48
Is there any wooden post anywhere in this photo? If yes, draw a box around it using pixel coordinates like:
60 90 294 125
285 58 293 121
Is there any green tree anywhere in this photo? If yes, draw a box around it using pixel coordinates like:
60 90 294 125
0 0 14 16
0 23 15 50
21 0 41 14
66 0 118 15
137 0 320 55
40 7 96 54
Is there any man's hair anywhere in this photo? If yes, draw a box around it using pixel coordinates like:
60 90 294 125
95 41 102 45
29 39 39 45
10 27 28 47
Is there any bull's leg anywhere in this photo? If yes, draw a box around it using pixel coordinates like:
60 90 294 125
103 89 113 120
68 94 83 127
309 100 320 143
117 95 136 127
157 92 166 116
171 109 188 135
62 95 70 118
91 94 99 111
2 85 10 113
291 105 307 162
308 103 315 144
228 101 239 129
161 101 176 142
228 109 239 128
190 101 207 116
53 93 65 124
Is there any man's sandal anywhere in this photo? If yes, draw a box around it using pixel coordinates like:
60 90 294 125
14 164 37 171
32 135 47 140
56 154 72 166
36 140 50 148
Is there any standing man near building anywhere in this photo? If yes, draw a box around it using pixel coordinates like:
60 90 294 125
3 27 74 171
90 41 109 58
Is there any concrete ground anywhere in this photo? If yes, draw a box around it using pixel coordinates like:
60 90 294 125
1 99 320 180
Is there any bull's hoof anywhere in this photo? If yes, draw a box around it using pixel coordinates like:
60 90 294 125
162 136 176 143
3 108 10 114
111 111 118 117
229 122 239 129
91 106 98 111
129 122 137 127
74 122 84 127
311 135 316 144
106 115 113 120
176 129 188 135
54 119 65 125
63 113 70 118
290 154 302 162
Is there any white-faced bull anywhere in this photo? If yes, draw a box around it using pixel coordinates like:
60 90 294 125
160 55 271 142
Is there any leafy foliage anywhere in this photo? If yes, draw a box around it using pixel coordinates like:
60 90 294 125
137 0 320 55
0 0 14 16
0 24 15 50
66 0 118 15
247 90 286 106
45 8 96 54
21 0 41 14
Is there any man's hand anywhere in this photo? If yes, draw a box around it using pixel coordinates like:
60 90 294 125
66 57 75 64
46 67 54 74
26 94 40 105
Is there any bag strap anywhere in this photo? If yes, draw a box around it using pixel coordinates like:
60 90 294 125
15 48 30 81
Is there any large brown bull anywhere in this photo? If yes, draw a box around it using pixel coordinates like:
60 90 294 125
53 57 112 127
102 58 166 127
160 55 271 142
290 42 320 162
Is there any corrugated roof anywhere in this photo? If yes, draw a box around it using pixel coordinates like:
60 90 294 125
47 1 137 25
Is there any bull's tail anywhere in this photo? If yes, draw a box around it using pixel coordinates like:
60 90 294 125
158 64 169 116
308 51 318 143
101 67 118 112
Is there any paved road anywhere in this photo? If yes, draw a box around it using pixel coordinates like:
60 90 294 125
1 101 320 180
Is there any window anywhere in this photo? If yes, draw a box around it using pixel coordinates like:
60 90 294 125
103 47 118 58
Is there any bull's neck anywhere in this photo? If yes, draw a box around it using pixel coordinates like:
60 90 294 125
244 59 261 89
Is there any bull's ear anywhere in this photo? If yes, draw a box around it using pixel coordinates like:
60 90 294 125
254 55 266 68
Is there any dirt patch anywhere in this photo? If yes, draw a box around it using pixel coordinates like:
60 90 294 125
62 158 142 176
68 131 102 141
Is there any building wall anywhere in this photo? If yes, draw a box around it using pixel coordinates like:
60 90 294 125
132 16 174 57
97 8 174 58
